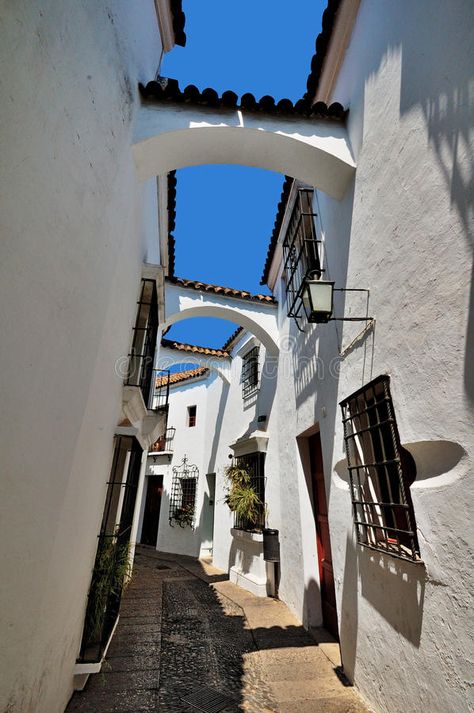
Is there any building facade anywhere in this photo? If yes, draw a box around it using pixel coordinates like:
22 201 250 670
0 2 184 711
143 3 474 711
1 1 472 712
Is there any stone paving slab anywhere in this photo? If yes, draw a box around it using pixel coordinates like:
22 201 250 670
67 546 372 713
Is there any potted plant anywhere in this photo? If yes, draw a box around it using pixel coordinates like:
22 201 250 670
82 534 132 649
170 503 195 528
224 463 262 531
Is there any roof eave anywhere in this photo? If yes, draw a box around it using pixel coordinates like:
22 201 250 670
154 0 186 52
306 0 360 104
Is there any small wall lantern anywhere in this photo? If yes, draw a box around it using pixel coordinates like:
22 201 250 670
302 279 335 323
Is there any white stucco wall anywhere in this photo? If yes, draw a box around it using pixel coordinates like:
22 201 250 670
141 374 217 557
202 333 277 578
0 3 163 712
141 332 279 586
268 2 474 712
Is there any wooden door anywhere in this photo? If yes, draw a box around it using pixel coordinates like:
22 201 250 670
309 433 339 639
140 475 163 546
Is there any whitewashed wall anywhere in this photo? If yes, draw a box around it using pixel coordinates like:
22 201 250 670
143 332 279 580
139 373 217 557
202 334 279 576
0 3 163 712
269 2 474 712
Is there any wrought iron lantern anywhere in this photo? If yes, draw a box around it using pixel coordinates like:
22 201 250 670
302 279 335 323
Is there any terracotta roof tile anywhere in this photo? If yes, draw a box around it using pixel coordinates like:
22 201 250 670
167 276 277 304
161 338 230 359
221 326 244 352
156 366 208 388
167 171 176 278
304 0 342 101
260 176 294 286
170 0 186 47
139 79 347 120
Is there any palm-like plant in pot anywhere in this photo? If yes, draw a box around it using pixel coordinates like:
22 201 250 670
224 463 262 531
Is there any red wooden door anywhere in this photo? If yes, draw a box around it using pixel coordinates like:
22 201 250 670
140 476 163 546
309 433 339 639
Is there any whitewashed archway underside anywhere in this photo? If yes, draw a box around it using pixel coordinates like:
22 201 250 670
164 281 279 356
133 102 356 199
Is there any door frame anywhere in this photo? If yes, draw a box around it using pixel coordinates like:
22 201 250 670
140 474 164 547
297 424 340 641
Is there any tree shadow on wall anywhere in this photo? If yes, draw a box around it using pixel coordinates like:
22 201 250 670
356 0 474 408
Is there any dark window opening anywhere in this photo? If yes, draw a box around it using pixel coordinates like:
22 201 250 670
282 187 321 328
233 452 266 531
241 346 260 399
187 405 197 427
340 375 421 562
125 279 158 407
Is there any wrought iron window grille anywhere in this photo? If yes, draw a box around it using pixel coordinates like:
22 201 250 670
124 279 158 406
340 375 421 563
282 188 322 331
169 455 199 528
241 346 260 399
233 452 266 531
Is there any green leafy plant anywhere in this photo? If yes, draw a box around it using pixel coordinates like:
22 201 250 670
224 464 262 530
82 535 131 646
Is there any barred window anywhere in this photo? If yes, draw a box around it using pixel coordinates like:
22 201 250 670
169 456 198 529
282 187 321 327
241 346 259 399
340 375 421 562
234 452 266 531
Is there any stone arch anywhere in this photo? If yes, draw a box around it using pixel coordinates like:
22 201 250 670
133 104 356 199
164 308 278 356
164 282 279 357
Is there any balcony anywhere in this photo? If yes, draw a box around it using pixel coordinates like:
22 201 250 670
149 426 176 456
283 187 321 329
121 369 171 451
150 369 171 411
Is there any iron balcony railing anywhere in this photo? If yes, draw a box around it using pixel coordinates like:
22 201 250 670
282 188 322 329
150 369 171 411
124 279 159 405
149 427 176 454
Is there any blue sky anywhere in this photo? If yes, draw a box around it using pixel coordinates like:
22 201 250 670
162 0 326 349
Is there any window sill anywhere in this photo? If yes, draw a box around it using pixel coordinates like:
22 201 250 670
74 614 120 684
231 527 264 543
359 542 424 565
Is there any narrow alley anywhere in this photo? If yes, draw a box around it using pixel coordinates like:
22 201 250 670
67 547 371 713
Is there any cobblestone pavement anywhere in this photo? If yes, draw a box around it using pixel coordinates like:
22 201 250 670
67 546 371 713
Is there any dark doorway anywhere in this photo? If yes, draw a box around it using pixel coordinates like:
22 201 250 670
141 475 164 546
309 432 339 640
